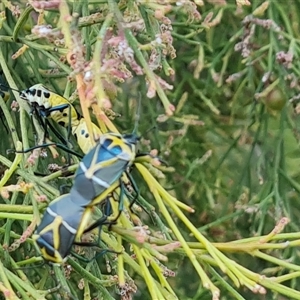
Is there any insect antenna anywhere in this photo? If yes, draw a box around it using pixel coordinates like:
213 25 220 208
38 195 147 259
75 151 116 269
0 83 21 93
10 142 83 158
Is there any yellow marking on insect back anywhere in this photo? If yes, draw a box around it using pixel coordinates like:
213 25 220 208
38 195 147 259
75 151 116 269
32 219 65 264
83 156 120 180
38 216 63 250
81 134 136 180
41 247 63 264
75 207 93 240
85 180 120 208
72 118 102 153
48 94 79 127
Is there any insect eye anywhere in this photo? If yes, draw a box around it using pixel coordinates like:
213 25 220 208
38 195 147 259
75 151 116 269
19 92 26 99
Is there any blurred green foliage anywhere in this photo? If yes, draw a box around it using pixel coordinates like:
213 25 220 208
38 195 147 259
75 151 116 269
1 0 300 299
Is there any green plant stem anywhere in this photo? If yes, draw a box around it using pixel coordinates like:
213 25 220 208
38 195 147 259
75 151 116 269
67 258 117 297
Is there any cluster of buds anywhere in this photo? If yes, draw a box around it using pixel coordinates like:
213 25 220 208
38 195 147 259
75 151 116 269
119 280 137 300
235 15 282 58
63 264 73 280
0 182 33 199
123 3 145 33
108 34 143 76
234 21 255 58
68 28 88 76
177 0 202 22
8 222 36 252
6 2 21 17
243 15 281 33
276 51 293 68
30 0 60 11
32 25 64 45
27 149 41 166
35 194 47 203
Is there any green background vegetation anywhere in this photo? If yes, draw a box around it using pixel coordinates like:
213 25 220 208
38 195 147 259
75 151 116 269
1 0 300 299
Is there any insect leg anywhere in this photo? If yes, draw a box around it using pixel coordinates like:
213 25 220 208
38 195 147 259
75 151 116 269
44 104 75 148
45 118 70 146
125 173 153 219
127 173 140 211
67 102 73 142
30 107 47 144
59 184 72 195
13 142 83 158
82 214 111 235
44 120 74 165
72 213 120 262
69 247 119 264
